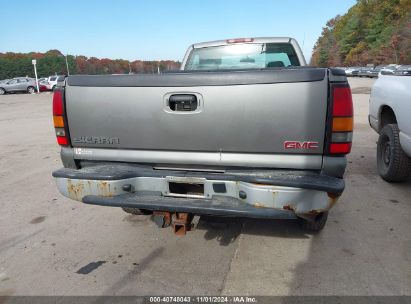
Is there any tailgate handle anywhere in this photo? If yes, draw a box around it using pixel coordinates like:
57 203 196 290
168 94 198 111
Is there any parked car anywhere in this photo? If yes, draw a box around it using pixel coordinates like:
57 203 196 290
380 65 398 75
52 37 354 233
394 65 411 76
358 67 374 77
351 67 363 77
37 79 50 91
37 77 48 83
38 82 48 92
46 75 65 91
0 77 37 95
368 65 386 78
369 73 411 182
345 67 360 76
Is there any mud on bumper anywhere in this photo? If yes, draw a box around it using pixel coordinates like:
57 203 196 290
52 164 344 219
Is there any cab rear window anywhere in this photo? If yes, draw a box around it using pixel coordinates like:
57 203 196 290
185 43 300 70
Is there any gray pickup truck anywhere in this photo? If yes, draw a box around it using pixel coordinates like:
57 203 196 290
52 37 354 234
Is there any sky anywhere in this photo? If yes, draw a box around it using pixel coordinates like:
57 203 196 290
0 0 356 62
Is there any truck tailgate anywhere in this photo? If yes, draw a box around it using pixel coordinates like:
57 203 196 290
65 69 328 167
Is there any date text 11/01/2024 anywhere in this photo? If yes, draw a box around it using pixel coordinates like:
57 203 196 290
149 296 257 303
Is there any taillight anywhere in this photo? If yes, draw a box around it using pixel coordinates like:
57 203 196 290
328 85 353 155
52 90 63 115
52 89 70 146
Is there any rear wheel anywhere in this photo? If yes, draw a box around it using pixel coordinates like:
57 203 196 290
377 124 411 182
27 86 36 94
52 85 56 91
300 212 328 232
0 88 5 95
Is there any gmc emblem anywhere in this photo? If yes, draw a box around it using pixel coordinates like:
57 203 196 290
284 141 319 149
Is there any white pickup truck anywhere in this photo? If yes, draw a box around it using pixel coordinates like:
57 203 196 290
369 72 411 182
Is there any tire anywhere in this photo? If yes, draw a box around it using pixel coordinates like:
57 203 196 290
377 124 411 182
122 207 152 215
27 86 36 94
0 88 5 95
300 212 328 232
52 85 56 91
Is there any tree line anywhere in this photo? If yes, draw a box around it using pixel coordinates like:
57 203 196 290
311 0 411 67
0 49 181 79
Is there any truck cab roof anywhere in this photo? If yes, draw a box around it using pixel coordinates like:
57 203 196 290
191 37 296 48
